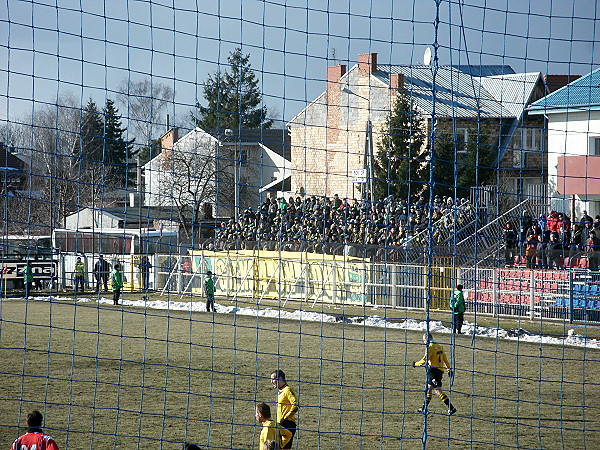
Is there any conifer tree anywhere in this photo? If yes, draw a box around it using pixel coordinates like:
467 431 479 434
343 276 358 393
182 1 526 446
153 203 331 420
373 90 426 202
104 98 134 182
457 129 496 197
80 99 104 163
427 129 460 200
192 48 272 131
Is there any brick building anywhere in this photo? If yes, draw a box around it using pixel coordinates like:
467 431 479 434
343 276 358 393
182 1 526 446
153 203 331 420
287 52 551 210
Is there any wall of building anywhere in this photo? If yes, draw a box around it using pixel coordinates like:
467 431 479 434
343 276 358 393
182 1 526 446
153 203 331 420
289 66 392 199
65 208 121 229
289 57 547 208
145 128 232 218
547 109 600 217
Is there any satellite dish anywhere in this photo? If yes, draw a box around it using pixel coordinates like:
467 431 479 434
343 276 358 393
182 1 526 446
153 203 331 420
423 47 432 66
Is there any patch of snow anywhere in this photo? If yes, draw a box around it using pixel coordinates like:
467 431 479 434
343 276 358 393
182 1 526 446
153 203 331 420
25 295 600 349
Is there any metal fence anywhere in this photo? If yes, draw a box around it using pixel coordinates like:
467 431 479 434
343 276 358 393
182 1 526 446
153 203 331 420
50 251 600 323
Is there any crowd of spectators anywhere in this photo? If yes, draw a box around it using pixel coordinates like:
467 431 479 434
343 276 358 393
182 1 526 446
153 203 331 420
209 193 600 270
503 209 600 269
211 194 478 256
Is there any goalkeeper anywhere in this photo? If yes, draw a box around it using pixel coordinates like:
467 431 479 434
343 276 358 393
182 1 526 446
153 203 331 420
413 332 457 415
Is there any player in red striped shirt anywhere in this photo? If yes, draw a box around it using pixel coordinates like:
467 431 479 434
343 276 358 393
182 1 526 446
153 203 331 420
10 410 59 450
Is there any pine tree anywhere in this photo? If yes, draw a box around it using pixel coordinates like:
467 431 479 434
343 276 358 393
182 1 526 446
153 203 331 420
457 129 496 197
427 129 460 199
192 48 273 131
80 99 104 163
104 99 134 182
373 91 426 202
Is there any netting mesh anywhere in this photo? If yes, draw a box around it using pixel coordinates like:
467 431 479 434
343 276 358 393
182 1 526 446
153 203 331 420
2 1 600 449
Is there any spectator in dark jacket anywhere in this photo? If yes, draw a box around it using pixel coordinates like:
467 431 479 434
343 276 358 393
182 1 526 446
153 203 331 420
588 230 600 270
559 213 571 251
503 222 517 266
580 210 594 243
580 210 594 229
519 210 533 250
570 224 584 255
536 233 547 269
594 215 600 232
547 232 563 269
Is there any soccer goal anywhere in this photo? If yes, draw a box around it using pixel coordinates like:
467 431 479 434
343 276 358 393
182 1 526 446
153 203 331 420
2 1 600 449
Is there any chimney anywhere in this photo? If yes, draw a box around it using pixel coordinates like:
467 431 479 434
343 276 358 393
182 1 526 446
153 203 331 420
160 127 179 167
358 52 377 76
544 74 581 93
390 73 404 90
161 127 179 149
327 65 347 91
326 65 346 145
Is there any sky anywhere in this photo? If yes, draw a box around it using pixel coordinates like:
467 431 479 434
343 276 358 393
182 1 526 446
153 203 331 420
1 0 600 141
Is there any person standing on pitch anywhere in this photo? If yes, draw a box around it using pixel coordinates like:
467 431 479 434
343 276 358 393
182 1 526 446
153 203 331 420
112 263 123 305
94 255 110 292
22 261 34 299
10 410 59 450
450 284 466 334
413 332 457 415
73 256 85 294
270 370 298 449
139 255 152 291
255 401 292 450
204 270 216 312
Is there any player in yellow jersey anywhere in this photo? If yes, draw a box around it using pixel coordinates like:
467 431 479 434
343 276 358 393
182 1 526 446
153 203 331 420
413 332 457 415
255 402 292 450
270 370 298 448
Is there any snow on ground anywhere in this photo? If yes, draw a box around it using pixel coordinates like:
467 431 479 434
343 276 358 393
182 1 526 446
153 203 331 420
23 294 600 349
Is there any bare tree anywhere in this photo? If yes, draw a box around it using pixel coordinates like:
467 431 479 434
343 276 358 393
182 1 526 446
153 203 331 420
7 96 122 229
152 130 233 243
116 79 174 147
2 112 54 232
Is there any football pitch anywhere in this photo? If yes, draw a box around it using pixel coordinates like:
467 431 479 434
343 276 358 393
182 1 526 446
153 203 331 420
1 297 599 449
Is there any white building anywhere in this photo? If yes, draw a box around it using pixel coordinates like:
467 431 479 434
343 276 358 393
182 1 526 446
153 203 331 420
144 127 291 220
528 68 600 218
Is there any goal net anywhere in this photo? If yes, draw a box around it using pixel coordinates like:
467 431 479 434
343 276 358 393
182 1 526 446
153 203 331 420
1 1 599 448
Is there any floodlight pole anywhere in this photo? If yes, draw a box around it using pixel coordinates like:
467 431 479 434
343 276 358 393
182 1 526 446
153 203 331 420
235 139 240 222
342 87 374 210
366 119 374 211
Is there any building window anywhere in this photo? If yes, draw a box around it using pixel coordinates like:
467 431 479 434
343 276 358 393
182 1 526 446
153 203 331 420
512 149 527 168
522 128 542 151
511 126 543 168
591 137 600 156
454 127 469 154
455 127 469 143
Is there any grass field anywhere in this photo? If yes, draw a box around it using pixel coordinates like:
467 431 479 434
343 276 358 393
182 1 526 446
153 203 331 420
1 294 599 449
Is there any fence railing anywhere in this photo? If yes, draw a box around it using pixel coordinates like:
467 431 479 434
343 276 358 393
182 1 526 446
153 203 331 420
51 250 600 323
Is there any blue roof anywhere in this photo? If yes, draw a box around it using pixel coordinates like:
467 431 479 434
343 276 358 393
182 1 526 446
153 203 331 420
528 67 600 113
